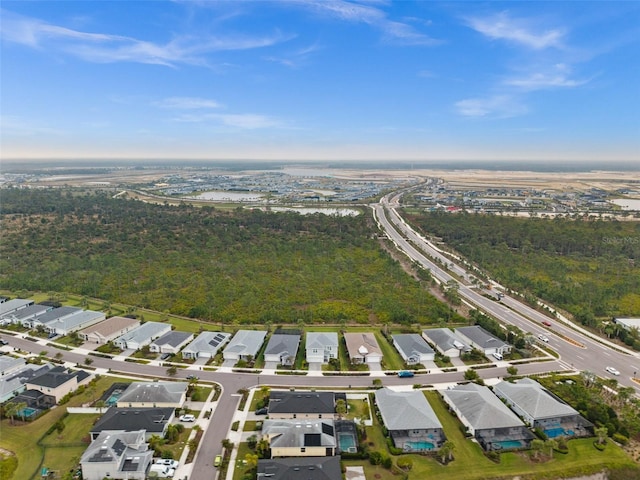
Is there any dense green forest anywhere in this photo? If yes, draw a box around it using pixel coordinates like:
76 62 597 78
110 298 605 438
403 210 640 325
0 188 460 325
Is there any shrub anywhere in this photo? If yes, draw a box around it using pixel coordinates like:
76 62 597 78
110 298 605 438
396 456 413 471
369 451 383 465
485 450 500 463
612 433 629 445
382 455 392 469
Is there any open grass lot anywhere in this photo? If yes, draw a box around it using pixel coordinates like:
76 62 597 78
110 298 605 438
0 375 130 480
374 331 405 370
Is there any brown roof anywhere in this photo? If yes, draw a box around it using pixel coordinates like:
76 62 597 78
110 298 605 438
78 316 140 338
343 332 383 358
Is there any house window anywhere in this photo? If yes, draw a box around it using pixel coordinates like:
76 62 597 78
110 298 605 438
301 448 305 453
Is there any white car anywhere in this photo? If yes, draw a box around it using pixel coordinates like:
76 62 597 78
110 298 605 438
605 366 620 376
537 334 549 343
179 414 196 422
155 459 179 469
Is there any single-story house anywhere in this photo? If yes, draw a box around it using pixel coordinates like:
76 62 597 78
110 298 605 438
116 381 188 408
78 316 141 344
494 378 592 437
392 334 435 365
80 430 153 480
181 331 231 360
454 326 511 356
257 456 341 480
422 328 471 358
261 419 337 458
0 299 34 318
149 331 194 354
0 363 54 403
24 366 92 403
343 332 383 364
222 330 267 362
441 383 534 451
25 306 82 329
375 388 445 452
268 391 337 420
0 304 52 326
264 333 301 366
306 332 338 364
45 310 106 336
90 407 175 440
113 322 172 350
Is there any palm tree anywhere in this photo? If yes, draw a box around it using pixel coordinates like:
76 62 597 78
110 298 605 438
594 426 608 445
3 401 19 425
531 439 544 459
544 439 557 458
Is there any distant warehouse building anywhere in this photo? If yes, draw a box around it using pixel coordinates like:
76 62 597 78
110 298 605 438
613 318 640 331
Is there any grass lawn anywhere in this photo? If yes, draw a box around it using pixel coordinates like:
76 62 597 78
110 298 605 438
0 375 130 480
374 331 405 370
243 421 262 432
232 442 254 480
158 427 192 461
249 387 271 411
346 399 371 422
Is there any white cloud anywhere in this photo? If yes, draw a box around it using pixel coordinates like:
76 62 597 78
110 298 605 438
154 97 222 109
466 12 564 50
455 95 528 118
292 0 440 46
173 112 281 129
504 64 590 90
0 9 290 67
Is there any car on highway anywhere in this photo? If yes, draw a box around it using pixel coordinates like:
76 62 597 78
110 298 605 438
255 407 268 415
154 459 179 469
214 455 222 467
186 375 198 380
537 334 549 343
179 414 196 422
605 366 620 376
0 339 8 346
542 321 552 327
397 370 415 378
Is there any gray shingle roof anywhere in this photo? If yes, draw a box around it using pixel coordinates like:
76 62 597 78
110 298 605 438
182 331 230 356
262 419 336 449
114 321 170 346
269 391 335 415
455 326 509 350
0 304 51 322
257 456 341 480
264 334 301 357
441 383 525 430
0 299 34 317
32 306 82 325
46 310 104 332
27 366 80 389
306 332 338 350
150 331 193 348
117 381 187 405
91 407 174 436
375 388 442 431
392 334 434 358
422 328 469 352
224 330 267 356
493 378 579 420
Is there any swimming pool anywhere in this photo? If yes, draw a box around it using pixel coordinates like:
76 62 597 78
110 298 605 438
338 433 357 453
107 389 123 406
18 407 37 418
545 427 575 438
405 441 435 451
492 440 523 450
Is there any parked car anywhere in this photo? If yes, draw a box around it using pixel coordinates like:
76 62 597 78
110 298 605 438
154 459 179 469
606 366 620 376
214 455 222 467
255 407 268 415
186 375 198 380
149 464 175 478
492 352 503 361
0 339 8 346
397 370 415 378
537 334 549 343
160 353 171 360
179 414 196 422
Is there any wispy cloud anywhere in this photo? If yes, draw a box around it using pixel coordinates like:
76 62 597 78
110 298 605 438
292 0 440 46
455 95 527 118
173 112 281 129
0 9 290 67
0 115 65 136
504 64 591 90
264 42 322 68
154 97 222 109
466 11 565 50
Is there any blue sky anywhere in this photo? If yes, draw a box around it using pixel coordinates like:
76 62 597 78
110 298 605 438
1 1 639 162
